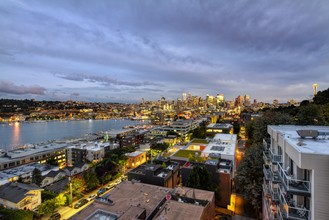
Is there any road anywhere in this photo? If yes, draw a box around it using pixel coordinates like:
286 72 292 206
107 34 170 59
42 177 122 220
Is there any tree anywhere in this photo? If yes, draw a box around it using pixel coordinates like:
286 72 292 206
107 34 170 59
41 190 57 201
191 125 206 139
31 168 42 186
246 111 294 144
151 143 169 152
296 104 325 125
0 206 34 220
313 87 329 105
70 176 86 198
38 199 56 215
187 164 215 191
83 171 99 191
235 145 263 216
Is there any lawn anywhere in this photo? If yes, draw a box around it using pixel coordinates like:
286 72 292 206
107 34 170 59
189 139 208 144
173 150 201 158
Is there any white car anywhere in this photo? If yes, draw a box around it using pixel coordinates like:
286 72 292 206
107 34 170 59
87 194 97 201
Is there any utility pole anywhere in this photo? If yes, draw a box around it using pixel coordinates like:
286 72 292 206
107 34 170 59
69 177 73 208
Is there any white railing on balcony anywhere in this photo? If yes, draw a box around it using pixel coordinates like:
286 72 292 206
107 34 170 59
270 168 281 182
263 164 271 180
269 183 279 201
263 151 271 164
278 185 311 220
269 149 282 163
264 195 279 220
278 163 311 194
263 138 271 151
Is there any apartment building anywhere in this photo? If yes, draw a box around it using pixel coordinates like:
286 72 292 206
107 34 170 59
66 141 118 166
0 143 66 170
69 182 215 220
263 125 329 220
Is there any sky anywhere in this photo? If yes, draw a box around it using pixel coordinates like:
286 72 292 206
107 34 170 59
1 0 329 103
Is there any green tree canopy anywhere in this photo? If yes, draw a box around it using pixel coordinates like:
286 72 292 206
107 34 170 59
151 143 169 152
313 87 329 105
83 171 100 191
235 145 263 215
246 111 294 144
31 168 42 186
296 104 325 125
187 164 215 191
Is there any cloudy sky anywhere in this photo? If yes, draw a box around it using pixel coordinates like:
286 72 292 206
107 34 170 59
1 0 329 103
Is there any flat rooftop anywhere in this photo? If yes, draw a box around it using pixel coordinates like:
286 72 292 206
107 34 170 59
269 125 329 155
125 151 144 157
0 162 57 185
0 143 66 162
69 182 213 220
202 134 237 158
207 123 233 129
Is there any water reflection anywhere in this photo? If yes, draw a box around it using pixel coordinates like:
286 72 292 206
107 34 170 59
12 122 21 149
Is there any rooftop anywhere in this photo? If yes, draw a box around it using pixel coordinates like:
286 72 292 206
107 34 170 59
0 162 58 185
0 142 66 162
269 125 329 155
125 151 145 157
69 182 213 220
207 123 233 129
202 134 237 157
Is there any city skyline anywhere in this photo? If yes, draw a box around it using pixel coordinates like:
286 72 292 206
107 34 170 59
1 1 329 103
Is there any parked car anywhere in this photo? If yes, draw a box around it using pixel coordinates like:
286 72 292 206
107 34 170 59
97 188 106 195
106 184 115 190
49 212 61 220
74 199 88 209
87 194 97 201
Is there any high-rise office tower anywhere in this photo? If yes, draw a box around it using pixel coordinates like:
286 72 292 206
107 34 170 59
182 93 187 102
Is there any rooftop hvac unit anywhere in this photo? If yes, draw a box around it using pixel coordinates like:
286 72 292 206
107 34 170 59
296 130 319 139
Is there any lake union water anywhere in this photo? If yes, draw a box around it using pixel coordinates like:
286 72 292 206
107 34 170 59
0 119 141 151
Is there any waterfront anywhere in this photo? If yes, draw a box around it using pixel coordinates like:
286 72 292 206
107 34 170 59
0 119 142 151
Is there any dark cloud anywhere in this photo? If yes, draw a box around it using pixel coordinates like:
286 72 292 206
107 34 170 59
0 81 46 95
54 73 161 87
0 0 328 102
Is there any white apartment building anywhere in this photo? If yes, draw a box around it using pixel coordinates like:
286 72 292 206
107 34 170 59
263 125 329 220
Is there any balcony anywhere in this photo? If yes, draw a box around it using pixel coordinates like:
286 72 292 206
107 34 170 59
263 151 271 164
278 163 311 196
269 149 282 164
263 138 271 151
269 183 279 202
278 185 311 220
270 168 281 183
263 164 271 181
264 194 279 220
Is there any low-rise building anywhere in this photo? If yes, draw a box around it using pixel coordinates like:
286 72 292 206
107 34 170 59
206 123 233 137
0 142 66 171
0 182 43 210
64 163 89 177
0 162 58 185
40 170 66 187
69 182 215 220
125 151 147 169
127 159 180 188
66 142 114 166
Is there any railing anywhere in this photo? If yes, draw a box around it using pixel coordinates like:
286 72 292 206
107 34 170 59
277 208 285 220
278 163 311 194
269 183 279 201
270 168 281 183
263 138 271 151
269 149 282 163
264 194 279 220
263 151 271 164
263 164 271 180
278 185 311 220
